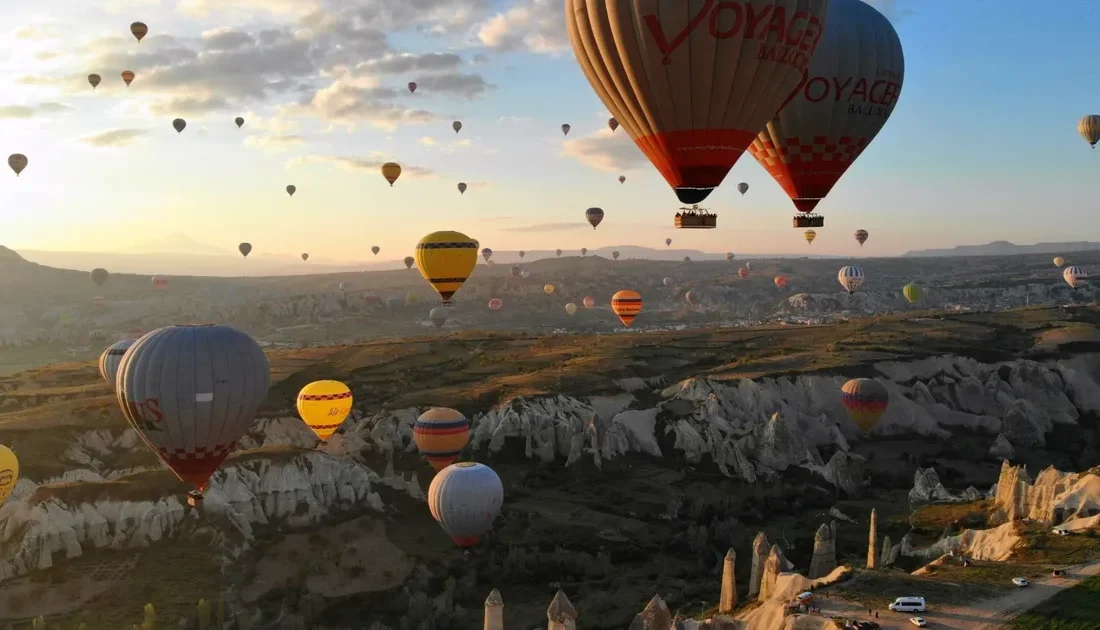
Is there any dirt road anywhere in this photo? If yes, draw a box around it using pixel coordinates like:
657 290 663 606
816 559 1100 629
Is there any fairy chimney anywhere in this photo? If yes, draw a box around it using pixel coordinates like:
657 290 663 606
880 535 894 568
548 590 577 630
758 544 789 601
719 548 737 613
809 523 838 579
867 508 878 569
629 595 672 630
748 531 770 600
484 589 503 630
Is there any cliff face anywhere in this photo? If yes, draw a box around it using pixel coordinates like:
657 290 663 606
993 460 1100 524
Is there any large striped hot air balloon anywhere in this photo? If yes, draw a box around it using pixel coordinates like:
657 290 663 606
98 338 135 388
1079 115 1100 149
413 407 470 471
1065 266 1088 290
296 380 353 441
567 0 830 206
903 282 922 304
840 378 889 432
855 230 869 247
428 462 503 548
749 0 904 218
415 231 479 305
838 266 865 294
0 445 18 508
116 325 270 508
611 290 642 327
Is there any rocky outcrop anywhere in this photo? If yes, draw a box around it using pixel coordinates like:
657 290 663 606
902 521 1024 562
992 460 1100 524
866 509 878 569
757 544 793 602
880 535 899 568
719 548 737 613
909 468 983 504
808 523 837 579
748 532 770 600
988 434 1015 461
629 595 672 630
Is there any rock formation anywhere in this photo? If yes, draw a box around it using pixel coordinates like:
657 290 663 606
547 590 577 630
748 532 770 600
808 523 837 579
483 589 503 630
629 595 671 630
909 467 984 503
866 509 878 569
992 460 1100 524
719 548 736 613
757 544 791 602
988 433 1015 460
880 535 894 568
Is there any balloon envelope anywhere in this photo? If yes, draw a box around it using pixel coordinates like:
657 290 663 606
88 74 101 88
612 251 620 260
98 338 135 389
8 154 28 176
297 380 353 441
585 207 604 229
371 246 380 256
116 325 270 492
565 303 577 315
429 307 449 327
1065 266 1088 290
0 445 18 508
452 121 462 133
458 182 467 194
903 282 922 304
404 256 415 269
775 276 789 289
408 82 418 93
302 253 309 261
738 267 749 280
838 265 865 293
414 407 470 471
583 296 595 308
544 284 555 295
91 268 109 286
381 162 402 186
488 298 502 310
286 185 296 196
738 183 749 195
663 277 672 287
130 21 148 41
415 231 478 305
840 378 889 432
855 230 869 246
1079 115 1100 148
665 239 672 247
608 117 619 132
611 290 642 327
172 118 186 133
122 70 135 86
561 123 571 135
235 117 245 128
481 248 493 262
1054 256 1065 268
428 462 503 547
239 243 252 257
804 230 817 244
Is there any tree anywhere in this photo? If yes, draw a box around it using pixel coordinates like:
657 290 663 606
197 599 211 630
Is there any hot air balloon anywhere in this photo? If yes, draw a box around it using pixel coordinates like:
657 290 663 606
612 251 620 260
567 0 829 208
130 21 148 42
838 265 865 294
608 117 619 132
561 124 571 136
726 252 735 262
665 239 672 247
416 231 478 305
583 296 595 309
301 253 309 261
429 307 449 328
91 268 108 286
116 325 270 508
1054 256 1065 268
1079 115 1100 149
239 243 252 257
611 290 642 327
8 154 28 176
452 121 462 134
297 380 353 442
581 248 588 256
685 289 698 305
903 282 922 304
89 329 108 342
371 246 380 256
172 118 186 134
488 298 502 310
285 185 296 197
404 256 415 269
775 276 789 289
519 251 526 259
152 275 168 287
619 175 626 184
88 73 101 89
408 82 418 94
428 462 503 547
855 230 869 247
586 207 605 230
556 249 562 257
386 297 402 309
414 407 470 471
746 262 753 271
738 267 749 280
749 0 904 227
235 117 244 128
565 303 577 315
381 162 402 186
1065 266 1088 290
840 378 889 432
122 70 135 86
683 256 692 263
0 444 17 508
544 284 555 295
511 265 522 278
98 338 135 388
458 182 467 195
804 230 817 244
520 269 531 280
738 183 749 196
481 248 493 262
663 277 673 287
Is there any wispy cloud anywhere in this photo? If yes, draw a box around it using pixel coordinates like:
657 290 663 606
0 102 72 119
80 128 148 147
561 128 645 172
503 222 587 232
244 133 306 153
288 153 434 177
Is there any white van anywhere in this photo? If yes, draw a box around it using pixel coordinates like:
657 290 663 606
889 597 926 613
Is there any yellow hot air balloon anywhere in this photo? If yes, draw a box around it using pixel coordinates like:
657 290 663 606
415 231 478 305
544 284 555 295
381 162 402 186
1054 256 1065 268
0 444 19 508
611 290 642 327
565 302 577 316
296 380 353 441
902 282 922 305
804 230 817 244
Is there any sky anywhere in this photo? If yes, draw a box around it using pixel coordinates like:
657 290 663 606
1 0 1099 265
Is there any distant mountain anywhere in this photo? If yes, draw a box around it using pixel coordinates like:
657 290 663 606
904 241 1100 258
14 249 388 277
122 233 228 256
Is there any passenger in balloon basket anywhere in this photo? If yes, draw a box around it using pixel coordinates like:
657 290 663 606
674 205 717 229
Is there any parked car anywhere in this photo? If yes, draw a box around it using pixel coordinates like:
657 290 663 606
909 618 927 628
1012 577 1030 587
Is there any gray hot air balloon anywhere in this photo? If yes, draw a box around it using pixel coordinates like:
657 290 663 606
429 307 449 328
88 74 101 89
8 154 28 176
301 253 309 261
235 117 244 128
519 251 526 259
172 118 186 134
428 462 504 548
286 185 296 197
371 246 380 256
91 268 109 286
404 256 415 269
458 182 467 195
612 251 620 260
116 325 270 508
453 121 462 133
98 338 135 389
556 249 562 257
663 277 672 287
386 296 402 309
665 238 672 247
481 247 493 262
239 242 252 257
561 124 571 136
581 248 587 256
585 207 604 229
738 182 749 195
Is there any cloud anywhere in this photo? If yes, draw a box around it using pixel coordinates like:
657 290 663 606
0 102 72 119
355 52 463 75
561 129 646 172
244 134 306 152
476 0 569 54
302 78 435 129
408 73 492 98
289 153 434 177
503 222 587 233
861 0 916 24
80 129 148 147
149 95 232 117
33 50 62 61
179 0 489 35
14 23 61 41
419 136 438 146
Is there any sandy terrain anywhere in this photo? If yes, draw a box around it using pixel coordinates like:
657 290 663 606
815 559 1100 629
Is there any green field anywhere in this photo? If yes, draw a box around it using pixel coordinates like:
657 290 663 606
1011 574 1100 630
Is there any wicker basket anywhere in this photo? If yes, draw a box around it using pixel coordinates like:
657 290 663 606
675 213 717 229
